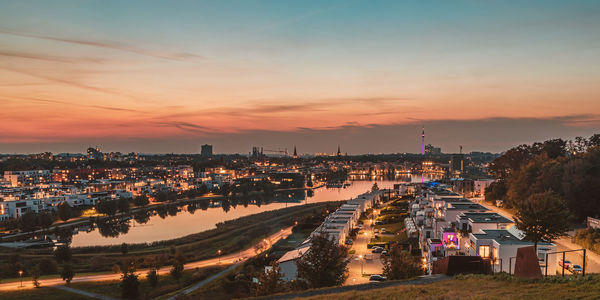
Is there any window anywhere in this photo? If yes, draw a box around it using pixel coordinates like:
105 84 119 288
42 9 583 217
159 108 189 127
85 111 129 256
493 248 499 264
479 245 490 258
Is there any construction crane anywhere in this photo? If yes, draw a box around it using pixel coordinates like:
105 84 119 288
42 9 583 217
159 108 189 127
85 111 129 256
263 148 288 156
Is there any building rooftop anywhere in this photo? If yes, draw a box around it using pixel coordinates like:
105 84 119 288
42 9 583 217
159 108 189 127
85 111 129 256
472 229 553 246
278 244 310 263
446 203 489 211
460 212 513 224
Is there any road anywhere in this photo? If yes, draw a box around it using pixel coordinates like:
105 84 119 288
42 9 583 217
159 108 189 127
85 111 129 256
0 226 293 291
474 198 600 274
345 208 385 285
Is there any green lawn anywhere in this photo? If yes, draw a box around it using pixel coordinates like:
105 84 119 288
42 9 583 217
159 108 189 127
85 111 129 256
0 286 92 300
70 266 226 299
374 222 405 234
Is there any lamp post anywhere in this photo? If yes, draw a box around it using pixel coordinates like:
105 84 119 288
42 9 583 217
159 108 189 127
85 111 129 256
359 255 364 275
18 270 23 287
218 249 222 264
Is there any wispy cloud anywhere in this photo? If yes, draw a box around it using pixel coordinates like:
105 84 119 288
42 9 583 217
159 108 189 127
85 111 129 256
17 96 142 114
3 66 131 99
0 29 203 60
155 121 213 134
0 50 107 64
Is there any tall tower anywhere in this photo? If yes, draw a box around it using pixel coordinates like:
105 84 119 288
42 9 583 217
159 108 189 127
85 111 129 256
421 127 425 155
293 145 298 159
337 144 341 157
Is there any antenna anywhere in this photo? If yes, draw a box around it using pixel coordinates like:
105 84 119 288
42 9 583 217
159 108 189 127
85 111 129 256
421 126 425 155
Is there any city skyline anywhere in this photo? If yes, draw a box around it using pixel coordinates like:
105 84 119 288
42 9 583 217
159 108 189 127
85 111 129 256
1 0 599 154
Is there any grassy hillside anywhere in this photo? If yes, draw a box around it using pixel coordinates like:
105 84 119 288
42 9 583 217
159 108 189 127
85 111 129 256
301 274 600 300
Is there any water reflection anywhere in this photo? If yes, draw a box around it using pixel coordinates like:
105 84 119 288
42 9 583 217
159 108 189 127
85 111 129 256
66 177 438 247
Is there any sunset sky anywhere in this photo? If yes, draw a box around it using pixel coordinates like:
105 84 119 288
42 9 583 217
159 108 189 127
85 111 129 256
1 0 599 154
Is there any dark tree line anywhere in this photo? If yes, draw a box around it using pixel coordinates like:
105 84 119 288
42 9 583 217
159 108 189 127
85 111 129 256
486 134 600 221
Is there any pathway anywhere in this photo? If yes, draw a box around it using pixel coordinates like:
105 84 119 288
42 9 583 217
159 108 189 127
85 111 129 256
0 226 293 291
166 263 240 300
52 285 117 300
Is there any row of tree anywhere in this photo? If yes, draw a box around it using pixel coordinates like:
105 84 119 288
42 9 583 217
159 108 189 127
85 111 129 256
486 134 600 221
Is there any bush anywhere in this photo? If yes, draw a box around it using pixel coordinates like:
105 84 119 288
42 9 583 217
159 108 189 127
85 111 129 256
54 245 72 263
121 271 140 299
61 264 75 284
37 258 58 275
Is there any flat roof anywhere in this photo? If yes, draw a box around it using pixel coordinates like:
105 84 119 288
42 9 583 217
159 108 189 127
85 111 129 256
460 212 513 224
446 203 489 211
472 229 553 246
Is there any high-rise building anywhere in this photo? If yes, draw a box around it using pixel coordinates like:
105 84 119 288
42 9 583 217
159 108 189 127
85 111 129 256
201 144 213 157
424 144 442 155
450 154 465 174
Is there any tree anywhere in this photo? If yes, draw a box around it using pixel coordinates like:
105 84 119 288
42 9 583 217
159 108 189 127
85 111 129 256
61 264 74 284
372 182 379 192
381 245 423 280
132 194 149 207
112 264 121 274
96 199 118 215
117 197 130 213
170 262 184 284
18 211 39 232
121 270 140 299
121 243 129 255
254 261 285 296
54 245 72 263
147 268 159 288
306 176 313 188
296 233 349 288
38 212 54 229
38 258 57 275
514 191 570 250
484 180 506 203
57 202 73 221
31 265 41 288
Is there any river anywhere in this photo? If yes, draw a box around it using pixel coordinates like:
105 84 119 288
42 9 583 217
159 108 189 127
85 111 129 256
70 175 439 247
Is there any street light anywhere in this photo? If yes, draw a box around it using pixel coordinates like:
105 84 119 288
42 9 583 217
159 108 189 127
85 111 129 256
218 249 222 263
18 270 23 287
358 255 364 275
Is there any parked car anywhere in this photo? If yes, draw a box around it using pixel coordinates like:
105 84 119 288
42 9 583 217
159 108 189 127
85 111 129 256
372 247 384 253
571 264 583 274
369 275 387 282
358 224 363 229
381 250 389 256
381 228 387 233
374 229 379 233
345 239 353 245
559 259 572 269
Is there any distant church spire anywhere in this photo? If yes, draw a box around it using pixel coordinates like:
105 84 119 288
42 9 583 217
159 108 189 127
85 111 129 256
337 144 341 157
293 145 298 158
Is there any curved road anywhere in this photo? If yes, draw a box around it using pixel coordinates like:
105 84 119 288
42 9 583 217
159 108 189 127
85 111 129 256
0 226 293 291
474 198 600 274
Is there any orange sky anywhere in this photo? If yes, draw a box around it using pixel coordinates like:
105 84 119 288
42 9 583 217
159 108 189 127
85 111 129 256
0 0 599 153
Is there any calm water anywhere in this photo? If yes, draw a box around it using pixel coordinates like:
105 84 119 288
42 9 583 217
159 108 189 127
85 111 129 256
70 175 439 247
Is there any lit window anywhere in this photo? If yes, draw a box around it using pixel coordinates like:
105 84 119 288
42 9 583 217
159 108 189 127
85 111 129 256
479 245 490 258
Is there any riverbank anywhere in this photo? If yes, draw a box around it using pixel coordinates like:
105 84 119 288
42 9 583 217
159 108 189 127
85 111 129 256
0 201 343 276
0 186 322 243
